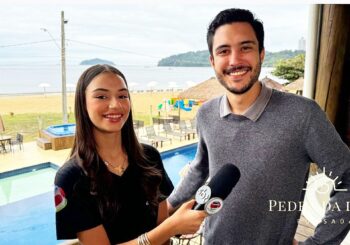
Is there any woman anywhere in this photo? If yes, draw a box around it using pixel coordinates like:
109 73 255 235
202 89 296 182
54 64 206 245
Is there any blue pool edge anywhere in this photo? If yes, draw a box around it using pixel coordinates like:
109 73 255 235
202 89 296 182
0 162 60 179
160 142 197 158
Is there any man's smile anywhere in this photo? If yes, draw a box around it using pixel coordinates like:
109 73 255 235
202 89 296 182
224 65 252 77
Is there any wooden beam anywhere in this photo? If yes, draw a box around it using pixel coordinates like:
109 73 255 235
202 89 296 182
315 5 350 123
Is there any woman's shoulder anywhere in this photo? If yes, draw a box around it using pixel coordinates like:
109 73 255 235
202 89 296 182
141 143 161 160
140 143 166 170
55 158 85 193
140 144 174 195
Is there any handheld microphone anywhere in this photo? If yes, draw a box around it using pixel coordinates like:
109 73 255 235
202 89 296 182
193 164 240 214
174 164 240 238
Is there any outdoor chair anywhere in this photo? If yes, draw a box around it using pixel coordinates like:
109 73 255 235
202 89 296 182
145 126 172 147
190 119 196 130
133 120 144 129
179 120 196 140
152 117 160 125
162 123 187 141
133 120 144 136
171 115 180 129
0 136 12 154
11 133 24 151
138 137 157 148
152 117 163 131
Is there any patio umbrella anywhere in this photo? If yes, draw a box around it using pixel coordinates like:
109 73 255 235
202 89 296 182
147 81 158 92
128 82 138 92
66 83 76 93
179 77 225 101
168 81 178 90
284 77 304 91
186 80 196 88
38 83 51 96
260 77 285 91
128 82 138 88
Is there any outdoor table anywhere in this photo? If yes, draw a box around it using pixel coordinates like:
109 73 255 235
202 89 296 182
0 135 12 153
152 116 174 125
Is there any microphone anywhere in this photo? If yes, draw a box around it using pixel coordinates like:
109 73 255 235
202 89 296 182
174 164 240 239
193 164 240 214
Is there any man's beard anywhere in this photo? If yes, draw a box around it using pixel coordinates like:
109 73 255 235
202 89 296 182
216 61 262 95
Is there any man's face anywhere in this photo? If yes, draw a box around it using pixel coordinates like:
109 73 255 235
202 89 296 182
210 22 265 95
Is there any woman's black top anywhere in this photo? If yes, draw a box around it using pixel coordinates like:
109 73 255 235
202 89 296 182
55 144 174 244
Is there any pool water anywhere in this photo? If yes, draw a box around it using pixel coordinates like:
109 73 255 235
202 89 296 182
46 124 76 136
0 143 197 244
162 144 197 185
0 168 56 206
0 167 58 245
0 192 56 245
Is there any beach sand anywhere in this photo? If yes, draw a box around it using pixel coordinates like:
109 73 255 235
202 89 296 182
0 91 198 118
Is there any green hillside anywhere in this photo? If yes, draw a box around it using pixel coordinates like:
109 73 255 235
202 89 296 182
157 50 305 67
158 51 210 67
80 58 115 65
264 50 305 67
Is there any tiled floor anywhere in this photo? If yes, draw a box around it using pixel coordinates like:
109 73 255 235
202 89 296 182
0 142 71 172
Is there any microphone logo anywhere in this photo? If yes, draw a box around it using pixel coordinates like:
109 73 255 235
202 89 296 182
195 185 212 205
205 197 224 215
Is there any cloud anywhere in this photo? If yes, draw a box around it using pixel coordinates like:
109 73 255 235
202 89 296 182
0 1 309 66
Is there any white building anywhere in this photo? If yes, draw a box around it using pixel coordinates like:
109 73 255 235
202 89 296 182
298 37 306 51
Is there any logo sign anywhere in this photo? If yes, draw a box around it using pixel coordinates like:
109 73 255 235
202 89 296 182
195 185 211 204
205 197 223 215
55 186 67 212
303 167 348 193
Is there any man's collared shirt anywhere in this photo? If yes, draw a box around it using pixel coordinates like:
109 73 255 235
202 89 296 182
219 82 272 122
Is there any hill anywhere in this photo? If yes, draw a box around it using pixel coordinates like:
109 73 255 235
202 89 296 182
264 50 305 67
80 58 115 65
157 50 305 67
158 51 210 67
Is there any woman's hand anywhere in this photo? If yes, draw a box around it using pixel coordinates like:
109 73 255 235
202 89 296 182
118 199 207 245
168 199 207 235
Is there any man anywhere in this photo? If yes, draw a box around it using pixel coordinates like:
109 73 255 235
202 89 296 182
167 8 350 245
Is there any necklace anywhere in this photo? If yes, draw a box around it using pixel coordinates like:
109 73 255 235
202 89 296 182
104 155 128 176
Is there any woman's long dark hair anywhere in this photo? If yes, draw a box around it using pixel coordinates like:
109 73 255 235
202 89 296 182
70 64 162 220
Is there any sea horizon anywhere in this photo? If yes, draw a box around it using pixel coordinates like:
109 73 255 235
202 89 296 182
0 65 285 95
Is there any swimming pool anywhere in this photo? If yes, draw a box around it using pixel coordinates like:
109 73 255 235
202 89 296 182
46 124 76 136
0 143 197 244
0 163 59 245
0 165 57 206
162 143 197 185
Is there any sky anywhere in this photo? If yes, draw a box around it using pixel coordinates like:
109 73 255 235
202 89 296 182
0 0 312 67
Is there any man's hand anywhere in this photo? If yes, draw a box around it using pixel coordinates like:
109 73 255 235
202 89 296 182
293 239 299 245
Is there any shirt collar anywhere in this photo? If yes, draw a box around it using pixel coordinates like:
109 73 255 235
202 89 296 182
219 82 272 121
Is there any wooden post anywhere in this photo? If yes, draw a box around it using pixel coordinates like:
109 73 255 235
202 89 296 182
314 5 350 123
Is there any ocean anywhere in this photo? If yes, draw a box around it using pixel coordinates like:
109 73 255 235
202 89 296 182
0 65 281 95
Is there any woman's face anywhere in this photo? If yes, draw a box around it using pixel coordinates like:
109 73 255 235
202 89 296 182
85 72 130 135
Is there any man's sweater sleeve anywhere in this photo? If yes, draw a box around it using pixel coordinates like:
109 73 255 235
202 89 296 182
301 101 350 244
167 124 209 209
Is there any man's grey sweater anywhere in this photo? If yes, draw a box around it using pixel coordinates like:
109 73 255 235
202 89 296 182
168 88 350 245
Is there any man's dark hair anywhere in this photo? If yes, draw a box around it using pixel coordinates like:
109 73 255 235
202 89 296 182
207 8 264 55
